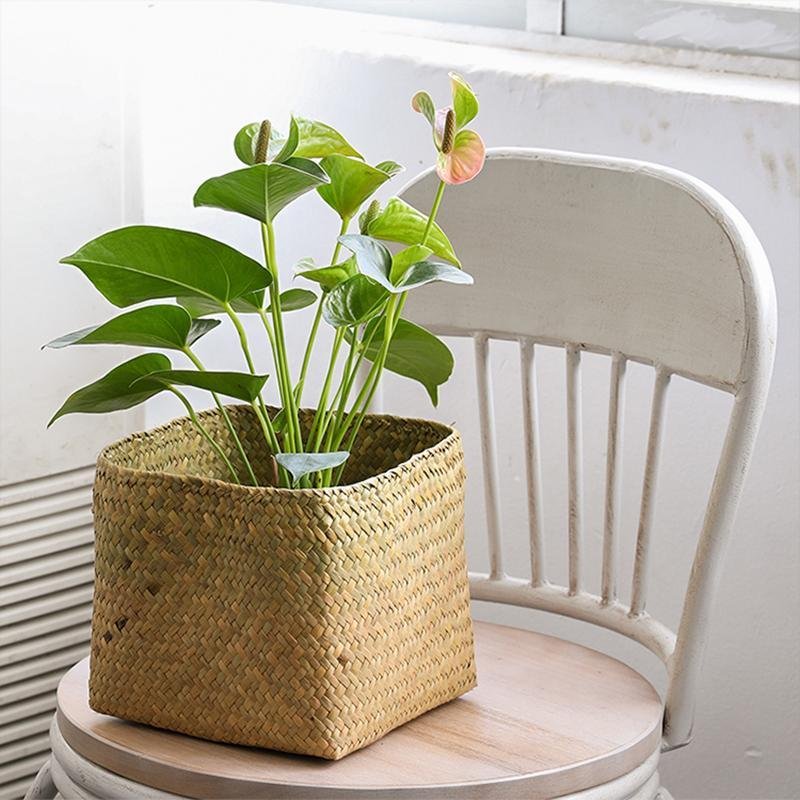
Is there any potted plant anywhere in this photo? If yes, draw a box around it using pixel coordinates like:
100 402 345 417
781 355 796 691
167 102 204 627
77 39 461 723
47 73 486 759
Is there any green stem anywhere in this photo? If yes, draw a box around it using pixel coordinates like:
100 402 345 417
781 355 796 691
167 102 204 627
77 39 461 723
261 221 303 453
422 179 446 246
182 347 257 486
169 387 240 483
224 302 280 455
295 215 351 409
308 327 345 451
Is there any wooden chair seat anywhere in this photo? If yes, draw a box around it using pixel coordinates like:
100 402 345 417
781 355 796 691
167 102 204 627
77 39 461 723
55 621 663 798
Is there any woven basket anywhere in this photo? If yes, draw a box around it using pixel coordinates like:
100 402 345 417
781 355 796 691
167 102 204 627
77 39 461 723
88 405 476 759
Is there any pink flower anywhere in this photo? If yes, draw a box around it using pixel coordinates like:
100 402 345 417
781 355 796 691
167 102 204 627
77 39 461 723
412 72 485 185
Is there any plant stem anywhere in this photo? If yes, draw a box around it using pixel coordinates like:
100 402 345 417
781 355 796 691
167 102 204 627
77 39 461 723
295 216 351 408
308 327 345 451
223 302 280 454
182 347 258 486
422 179 446 246
261 221 303 453
168 387 240 483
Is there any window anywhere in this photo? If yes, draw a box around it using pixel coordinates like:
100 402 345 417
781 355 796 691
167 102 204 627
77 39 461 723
272 0 800 70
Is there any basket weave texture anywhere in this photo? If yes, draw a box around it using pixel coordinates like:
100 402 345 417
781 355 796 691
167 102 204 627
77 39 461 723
89 405 476 759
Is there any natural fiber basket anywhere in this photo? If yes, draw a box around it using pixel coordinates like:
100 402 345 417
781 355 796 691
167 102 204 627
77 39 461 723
88 405 476 759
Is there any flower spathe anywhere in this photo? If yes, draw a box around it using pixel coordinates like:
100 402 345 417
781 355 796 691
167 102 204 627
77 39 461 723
414 72 485 185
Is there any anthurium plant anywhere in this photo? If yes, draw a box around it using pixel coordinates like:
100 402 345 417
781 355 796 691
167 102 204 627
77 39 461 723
47 73 485 489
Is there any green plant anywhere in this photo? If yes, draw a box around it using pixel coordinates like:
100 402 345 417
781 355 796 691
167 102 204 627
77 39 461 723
47 73 485 489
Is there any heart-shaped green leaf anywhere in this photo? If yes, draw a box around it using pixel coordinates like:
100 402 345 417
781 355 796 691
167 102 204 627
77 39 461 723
374 161 404 179
337 234 393 291
395 260 474 292
275 451 350 487
411 91 435 125
194 159 328 223
140 370 268 402
48 353 171 426
317 156 395 220
267 288 317 312
43 305 220 351
295 255 357 292
61 226 271 310
358 318 453 406
294 118 362 159
322 274 388 327
450 72 478 130
389 245 433 283
365 198 460 265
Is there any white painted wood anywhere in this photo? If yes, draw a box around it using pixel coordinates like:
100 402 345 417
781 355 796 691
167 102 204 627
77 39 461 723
21 759 54 800
399 148 777 751
630 369 671 616
519 338 546 586
474 333 505 580
602 354 627 605
45 713 664 799
566 345 583 595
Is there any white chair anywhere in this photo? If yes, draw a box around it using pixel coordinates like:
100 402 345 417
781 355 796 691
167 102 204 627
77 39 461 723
27 149 775 800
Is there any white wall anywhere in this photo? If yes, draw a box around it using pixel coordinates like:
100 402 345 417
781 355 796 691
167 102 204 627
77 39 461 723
1 2 796 798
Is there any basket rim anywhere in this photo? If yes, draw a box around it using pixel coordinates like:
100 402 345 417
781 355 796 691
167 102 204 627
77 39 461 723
96 406 461 498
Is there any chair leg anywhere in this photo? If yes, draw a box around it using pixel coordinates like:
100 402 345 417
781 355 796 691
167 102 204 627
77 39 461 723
24 759 57 800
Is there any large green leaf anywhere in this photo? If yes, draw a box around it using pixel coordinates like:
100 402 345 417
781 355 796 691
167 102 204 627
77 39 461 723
337 234 394 291
365 198 460 265
275 451 349 487
338 235 469 294
141 370 268 403
389 244 433 283
394 260 474 292
295 255 357 292
359 318 453 405
48 354 170 426
267 288 317 312
44 305 219 351
194 159 328 223
322 274 388 327
61 226 270 310
294 118 361 159
317 156 395 220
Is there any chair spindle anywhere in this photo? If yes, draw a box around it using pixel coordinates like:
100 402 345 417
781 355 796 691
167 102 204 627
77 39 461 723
630 368 671 616
474 333 504 579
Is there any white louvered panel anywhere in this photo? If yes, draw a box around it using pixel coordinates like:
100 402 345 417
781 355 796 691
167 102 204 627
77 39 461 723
0 668 72 707
0 466 95 799
0 565 94 608
0 585 93 627
0 754 50 796
0 695 56 729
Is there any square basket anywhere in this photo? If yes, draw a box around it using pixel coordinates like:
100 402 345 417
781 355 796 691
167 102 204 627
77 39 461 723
88 406 476 759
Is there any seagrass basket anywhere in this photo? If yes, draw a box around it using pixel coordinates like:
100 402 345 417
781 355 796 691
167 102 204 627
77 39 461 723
88 405 476 760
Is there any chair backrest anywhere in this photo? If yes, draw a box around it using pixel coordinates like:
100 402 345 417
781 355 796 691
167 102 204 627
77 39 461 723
397 149 776 749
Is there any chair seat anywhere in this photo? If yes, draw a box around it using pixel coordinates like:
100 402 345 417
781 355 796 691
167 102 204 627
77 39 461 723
55 621 663 798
